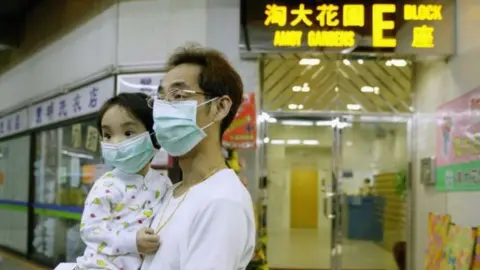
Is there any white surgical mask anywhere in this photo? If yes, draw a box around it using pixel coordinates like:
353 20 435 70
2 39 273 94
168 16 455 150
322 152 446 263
152 98 216 156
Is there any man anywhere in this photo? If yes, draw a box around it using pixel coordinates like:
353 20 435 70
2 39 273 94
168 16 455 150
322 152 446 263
142 44 256 270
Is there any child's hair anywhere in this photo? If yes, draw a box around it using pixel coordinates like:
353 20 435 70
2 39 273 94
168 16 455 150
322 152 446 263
97 92 160 149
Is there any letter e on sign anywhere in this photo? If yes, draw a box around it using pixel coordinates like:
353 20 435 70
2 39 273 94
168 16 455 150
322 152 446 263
372 4 397 48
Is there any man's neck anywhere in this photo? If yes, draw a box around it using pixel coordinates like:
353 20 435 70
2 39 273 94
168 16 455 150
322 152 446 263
178 144 227 187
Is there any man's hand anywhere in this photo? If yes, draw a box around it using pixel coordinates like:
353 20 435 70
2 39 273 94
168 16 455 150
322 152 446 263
136 228 160 254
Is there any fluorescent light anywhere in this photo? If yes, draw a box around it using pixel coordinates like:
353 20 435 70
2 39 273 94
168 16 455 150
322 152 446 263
316 120 352 128
361 86 380 94
335 86 339 92
386 59 407 67
292 83 310 92
303 140 319 145
316 121 333 126
343 59 351 66
288 103 305 110
287 139 302 145
347 104 362 110
267 117 277 123
346 141 353 146
263 137 270 143
292 86 302 92
271 139 285 145
299 58 320 66
357 59 364 64
281 120 314 126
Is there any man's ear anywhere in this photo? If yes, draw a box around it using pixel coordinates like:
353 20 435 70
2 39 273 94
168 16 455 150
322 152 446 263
214 96 232 122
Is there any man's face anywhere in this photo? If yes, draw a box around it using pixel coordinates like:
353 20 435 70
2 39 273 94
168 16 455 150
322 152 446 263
161 64 231 149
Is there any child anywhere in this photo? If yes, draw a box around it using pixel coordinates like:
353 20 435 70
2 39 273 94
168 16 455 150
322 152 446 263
76 93 171 270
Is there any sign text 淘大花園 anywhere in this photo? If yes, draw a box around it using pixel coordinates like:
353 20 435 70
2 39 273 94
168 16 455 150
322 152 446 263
264 3 442 49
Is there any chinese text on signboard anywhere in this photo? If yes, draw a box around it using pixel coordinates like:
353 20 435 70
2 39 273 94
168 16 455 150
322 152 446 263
264 3 442 49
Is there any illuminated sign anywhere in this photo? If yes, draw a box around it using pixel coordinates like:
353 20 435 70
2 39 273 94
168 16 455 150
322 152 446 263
264 3 443 49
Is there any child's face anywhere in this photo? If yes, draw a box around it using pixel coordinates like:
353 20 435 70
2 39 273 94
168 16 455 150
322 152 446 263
100 105 147 144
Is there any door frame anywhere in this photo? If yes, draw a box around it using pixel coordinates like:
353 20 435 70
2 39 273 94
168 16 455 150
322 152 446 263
263 110 414 270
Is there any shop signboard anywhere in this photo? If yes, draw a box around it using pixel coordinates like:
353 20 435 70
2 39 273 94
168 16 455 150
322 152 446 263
240 0 454 55
436 85 480 191
116 73 164 96
29 77 115 129
222 92 256 148
0 108 29 139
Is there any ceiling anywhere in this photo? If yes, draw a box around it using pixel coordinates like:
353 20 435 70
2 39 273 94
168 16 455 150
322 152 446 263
0 0 41 49
260 53 413 113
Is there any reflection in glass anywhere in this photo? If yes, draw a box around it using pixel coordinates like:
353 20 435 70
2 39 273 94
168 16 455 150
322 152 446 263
32 120 108 264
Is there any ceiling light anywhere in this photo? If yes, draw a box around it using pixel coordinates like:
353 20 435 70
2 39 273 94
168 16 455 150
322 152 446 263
292 83 310 92
346 141 353 146
271 139 285 145
267 117 277 123
357 59 364 64
303 140 319 145
361 86 380 94
347 104 362 110
288 103 305 110
263 137 270 143
316 120 352 128
299 58 320 66
386 59 407 67
335 86 339 92
287 139 302 145
316 120 333 126
343 59 351 66
281 120 314 126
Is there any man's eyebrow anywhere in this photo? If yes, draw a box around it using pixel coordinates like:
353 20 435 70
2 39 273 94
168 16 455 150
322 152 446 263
169 81 190 89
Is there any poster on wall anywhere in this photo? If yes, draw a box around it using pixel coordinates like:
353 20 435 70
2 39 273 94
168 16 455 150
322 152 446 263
222 93 256 149
436 86 480 191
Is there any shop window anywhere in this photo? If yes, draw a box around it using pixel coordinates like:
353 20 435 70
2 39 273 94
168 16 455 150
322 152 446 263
0 135 30 253
32 119 110 264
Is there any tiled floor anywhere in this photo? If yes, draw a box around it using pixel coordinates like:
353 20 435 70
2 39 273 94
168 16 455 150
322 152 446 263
267 229 398 270
0 254 48 270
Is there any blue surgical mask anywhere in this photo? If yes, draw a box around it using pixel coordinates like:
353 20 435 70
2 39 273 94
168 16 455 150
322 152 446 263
152 99 215 157
101 132 156 174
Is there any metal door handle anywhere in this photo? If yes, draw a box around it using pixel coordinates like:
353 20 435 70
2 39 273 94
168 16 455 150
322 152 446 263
323 192 335 219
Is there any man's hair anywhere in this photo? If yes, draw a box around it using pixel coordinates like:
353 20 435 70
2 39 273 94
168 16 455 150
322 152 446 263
166 44 244 139
97 92 160 149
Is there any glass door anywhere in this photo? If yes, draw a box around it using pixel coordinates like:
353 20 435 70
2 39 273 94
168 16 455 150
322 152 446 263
329 114 410 270
328 116 344 269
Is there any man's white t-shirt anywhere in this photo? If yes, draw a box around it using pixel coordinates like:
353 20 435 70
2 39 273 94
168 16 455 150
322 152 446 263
141 169 256 270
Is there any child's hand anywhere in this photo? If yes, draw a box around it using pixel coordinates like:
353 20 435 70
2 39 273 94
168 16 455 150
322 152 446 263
136 228 160 254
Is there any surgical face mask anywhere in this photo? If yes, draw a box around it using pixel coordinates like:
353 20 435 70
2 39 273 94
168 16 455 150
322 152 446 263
101 132 156 174
152 98 216 157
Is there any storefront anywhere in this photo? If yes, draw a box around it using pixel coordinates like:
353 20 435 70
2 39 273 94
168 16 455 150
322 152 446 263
0 108 30 254
0 74 147 266
240 1 455 269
